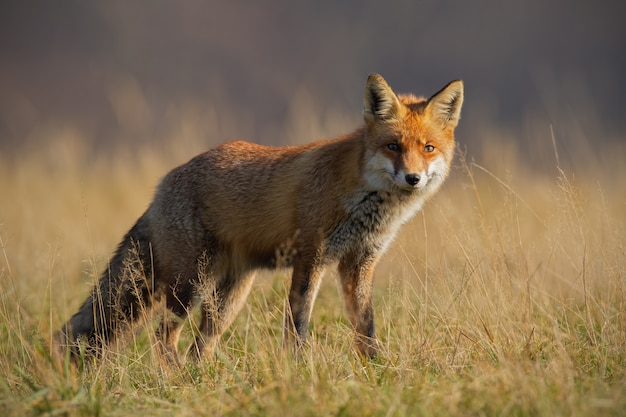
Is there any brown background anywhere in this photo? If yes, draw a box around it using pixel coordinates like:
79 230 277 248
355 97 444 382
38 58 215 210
1 0 624 168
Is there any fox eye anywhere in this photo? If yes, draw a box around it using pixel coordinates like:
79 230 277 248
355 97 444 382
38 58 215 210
424 144 435 153
387 143 401 152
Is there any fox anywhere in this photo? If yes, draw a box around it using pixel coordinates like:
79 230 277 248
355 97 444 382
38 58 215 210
55 74 463 362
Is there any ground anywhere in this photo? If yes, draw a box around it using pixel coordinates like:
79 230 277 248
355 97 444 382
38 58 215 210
0 127 624 416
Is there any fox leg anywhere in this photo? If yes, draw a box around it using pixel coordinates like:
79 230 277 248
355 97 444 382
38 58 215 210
283 259 324 352
188 268 256 361
156 315 185 366
155 279 195 365
338 252 378 358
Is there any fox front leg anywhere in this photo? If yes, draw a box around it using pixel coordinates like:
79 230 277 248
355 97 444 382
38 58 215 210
284 259 324 353
338 252 379 358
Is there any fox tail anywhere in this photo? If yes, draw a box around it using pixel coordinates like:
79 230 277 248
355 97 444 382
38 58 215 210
55 215 153 357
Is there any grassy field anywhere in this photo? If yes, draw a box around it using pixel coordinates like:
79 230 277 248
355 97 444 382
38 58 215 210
0 123 625 416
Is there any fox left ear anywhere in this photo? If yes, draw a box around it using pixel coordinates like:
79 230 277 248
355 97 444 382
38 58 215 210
363 74 402 124
426 80 464 129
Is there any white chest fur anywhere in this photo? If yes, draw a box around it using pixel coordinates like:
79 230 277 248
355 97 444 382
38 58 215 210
323 190 424 261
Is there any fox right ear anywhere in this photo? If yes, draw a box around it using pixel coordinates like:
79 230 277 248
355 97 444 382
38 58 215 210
364 74 402 124
426 80 464 129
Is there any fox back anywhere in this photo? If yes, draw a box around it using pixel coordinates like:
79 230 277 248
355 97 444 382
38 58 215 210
56 74 463 362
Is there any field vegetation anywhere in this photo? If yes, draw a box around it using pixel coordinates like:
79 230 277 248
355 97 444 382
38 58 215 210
0 112 624 416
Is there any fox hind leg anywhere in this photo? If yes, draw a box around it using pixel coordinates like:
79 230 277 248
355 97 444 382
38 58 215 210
188 267 256 361
155 279 195 365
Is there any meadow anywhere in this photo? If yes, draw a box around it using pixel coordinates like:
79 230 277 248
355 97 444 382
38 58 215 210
0 113 624 416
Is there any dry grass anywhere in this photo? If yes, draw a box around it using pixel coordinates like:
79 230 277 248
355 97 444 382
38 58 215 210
0 121 625 416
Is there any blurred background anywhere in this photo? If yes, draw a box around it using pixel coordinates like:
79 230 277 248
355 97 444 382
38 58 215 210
1 0 624 172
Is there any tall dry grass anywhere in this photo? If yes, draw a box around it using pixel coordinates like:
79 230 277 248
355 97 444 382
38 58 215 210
0 115 624 416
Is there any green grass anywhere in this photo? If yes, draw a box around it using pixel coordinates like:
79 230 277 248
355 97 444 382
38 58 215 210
0 132 625 416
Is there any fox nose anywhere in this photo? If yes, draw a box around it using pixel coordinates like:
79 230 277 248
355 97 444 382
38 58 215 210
405 173 421 186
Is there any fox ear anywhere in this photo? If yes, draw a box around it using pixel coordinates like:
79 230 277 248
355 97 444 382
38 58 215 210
426 80 464 129
364 74 402 124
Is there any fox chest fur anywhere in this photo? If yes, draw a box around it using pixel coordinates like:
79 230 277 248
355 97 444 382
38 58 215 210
322 189 419 262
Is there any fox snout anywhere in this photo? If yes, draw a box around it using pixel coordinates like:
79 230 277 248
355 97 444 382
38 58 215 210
405 173 420 186
399 171 424 189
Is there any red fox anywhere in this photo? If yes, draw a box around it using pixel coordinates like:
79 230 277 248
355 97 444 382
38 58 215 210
56 74 463 362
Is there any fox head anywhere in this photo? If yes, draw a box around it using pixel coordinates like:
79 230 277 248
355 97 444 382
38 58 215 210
362 74 463 194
